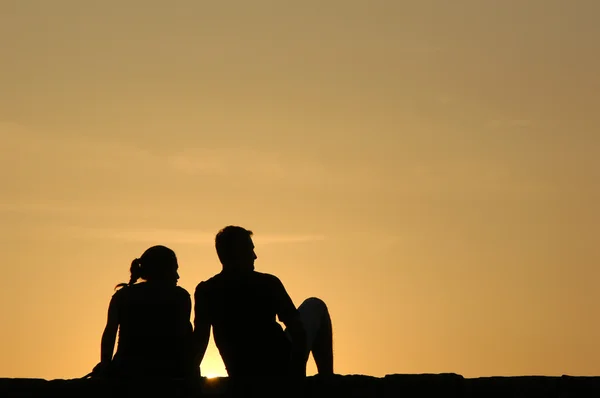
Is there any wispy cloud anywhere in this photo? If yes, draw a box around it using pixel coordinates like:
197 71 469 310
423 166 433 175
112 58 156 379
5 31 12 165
167 148 289 180
82 227 215 245
1 122 381 190
93 226 325 246
167 147 395 191
486 119 533 129
1 122 160 174
254 234 326 244
5 222 325 246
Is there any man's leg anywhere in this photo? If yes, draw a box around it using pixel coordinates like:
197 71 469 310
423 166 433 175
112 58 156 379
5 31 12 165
295 297 334 375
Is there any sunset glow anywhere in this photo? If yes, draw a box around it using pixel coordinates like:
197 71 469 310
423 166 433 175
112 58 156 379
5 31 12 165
1 0 599 380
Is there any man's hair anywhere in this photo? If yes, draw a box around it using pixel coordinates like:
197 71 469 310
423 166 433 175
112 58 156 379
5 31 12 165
215 225 253 265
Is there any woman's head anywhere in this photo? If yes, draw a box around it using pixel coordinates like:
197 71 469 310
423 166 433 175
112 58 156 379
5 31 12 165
116 245 179 289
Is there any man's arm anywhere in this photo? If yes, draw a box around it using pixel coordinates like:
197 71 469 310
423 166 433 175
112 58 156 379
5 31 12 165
181 292 193 335
273 277 307 378
192 284 211 375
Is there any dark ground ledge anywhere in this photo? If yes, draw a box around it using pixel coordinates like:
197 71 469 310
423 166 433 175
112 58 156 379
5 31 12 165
1 373 599 397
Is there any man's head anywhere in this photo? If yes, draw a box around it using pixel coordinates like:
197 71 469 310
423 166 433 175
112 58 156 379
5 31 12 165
215 226 257 273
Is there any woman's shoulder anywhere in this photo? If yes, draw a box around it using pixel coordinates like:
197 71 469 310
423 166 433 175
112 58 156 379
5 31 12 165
112 284 130 297
117 283 190 307
143 282 190 296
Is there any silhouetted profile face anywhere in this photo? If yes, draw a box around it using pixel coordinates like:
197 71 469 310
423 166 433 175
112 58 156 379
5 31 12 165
165 260 180 285
215 226 257 273
233 234 257 273
158 250 180 285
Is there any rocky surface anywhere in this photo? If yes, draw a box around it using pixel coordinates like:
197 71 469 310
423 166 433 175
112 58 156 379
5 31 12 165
1 374 599 397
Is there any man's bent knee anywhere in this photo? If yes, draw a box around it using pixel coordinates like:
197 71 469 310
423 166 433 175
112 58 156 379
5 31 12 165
300 297 327 311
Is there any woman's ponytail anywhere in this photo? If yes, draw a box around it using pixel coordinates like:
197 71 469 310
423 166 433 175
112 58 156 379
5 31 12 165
115 258 143 290
128 258 142 285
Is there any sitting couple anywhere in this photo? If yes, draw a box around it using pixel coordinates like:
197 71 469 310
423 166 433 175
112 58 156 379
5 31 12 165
92 226 333 385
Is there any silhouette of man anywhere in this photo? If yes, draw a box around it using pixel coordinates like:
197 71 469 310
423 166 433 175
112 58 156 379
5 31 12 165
192 226 333 385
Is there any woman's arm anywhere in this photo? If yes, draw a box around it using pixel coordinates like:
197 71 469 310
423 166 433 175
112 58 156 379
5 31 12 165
100 293 120 364
178 291 199 378
192 284 211 373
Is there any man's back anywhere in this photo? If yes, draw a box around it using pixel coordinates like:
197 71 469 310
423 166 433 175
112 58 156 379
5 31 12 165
194 271 297 378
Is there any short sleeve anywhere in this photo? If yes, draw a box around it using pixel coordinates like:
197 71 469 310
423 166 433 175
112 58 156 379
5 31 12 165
193 282 211 327
271 276 298 326
112 286 126 301
177 287 192 319
174 287 193 336
110 287 126 310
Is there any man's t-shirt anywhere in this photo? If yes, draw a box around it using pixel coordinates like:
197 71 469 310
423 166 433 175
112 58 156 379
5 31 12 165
194 271 298 378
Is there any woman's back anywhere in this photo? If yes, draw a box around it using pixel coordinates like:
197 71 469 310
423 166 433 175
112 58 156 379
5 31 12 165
113 282 192 377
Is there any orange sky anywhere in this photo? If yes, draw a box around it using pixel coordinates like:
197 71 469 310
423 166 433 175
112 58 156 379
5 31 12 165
1 0 599 379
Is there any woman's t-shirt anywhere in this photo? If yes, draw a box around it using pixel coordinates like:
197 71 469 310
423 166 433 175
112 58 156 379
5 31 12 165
113 282 192 376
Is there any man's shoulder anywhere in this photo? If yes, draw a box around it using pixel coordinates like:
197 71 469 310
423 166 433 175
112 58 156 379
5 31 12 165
252 271 282 285
195 271 282 291
194 274 222 294
174 285 191 298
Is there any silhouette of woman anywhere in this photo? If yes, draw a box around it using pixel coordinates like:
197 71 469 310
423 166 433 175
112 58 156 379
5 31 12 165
91 245 193 379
